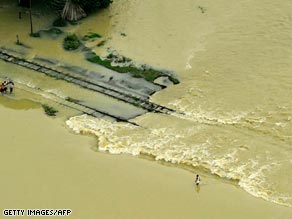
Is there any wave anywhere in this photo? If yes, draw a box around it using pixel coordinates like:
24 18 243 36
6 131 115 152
66 114 292 207
169 99 292 144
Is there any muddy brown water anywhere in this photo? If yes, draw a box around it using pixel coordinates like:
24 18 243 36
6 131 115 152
0 0 292 217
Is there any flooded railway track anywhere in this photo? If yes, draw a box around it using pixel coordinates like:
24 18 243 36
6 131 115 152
0 49 182 124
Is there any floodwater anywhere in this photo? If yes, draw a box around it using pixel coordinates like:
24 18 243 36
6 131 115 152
70 0 292 207
0 0 292 215
1 104 292 219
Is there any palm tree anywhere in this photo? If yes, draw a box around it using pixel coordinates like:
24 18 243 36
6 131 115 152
47 0 86 21
61 0 86 21
47 0 113 21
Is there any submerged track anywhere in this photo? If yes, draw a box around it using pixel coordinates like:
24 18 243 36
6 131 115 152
0 49 181 124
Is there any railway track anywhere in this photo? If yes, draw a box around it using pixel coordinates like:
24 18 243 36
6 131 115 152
0 49 178 116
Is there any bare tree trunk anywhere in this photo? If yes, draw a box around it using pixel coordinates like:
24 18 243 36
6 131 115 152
29 0 33 34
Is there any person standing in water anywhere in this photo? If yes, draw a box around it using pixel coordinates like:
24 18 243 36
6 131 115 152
8 80 14 94
195 174 201 186
0 83 4 94
2 81 8 93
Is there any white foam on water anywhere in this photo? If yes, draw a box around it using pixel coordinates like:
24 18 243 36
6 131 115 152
185 51 194 70
43 89 66 99
66 114 292 207
14 79 69 102
16 79 39 90
170 102 249 126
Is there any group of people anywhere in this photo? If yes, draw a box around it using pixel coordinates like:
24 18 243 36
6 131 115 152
0 80 14 94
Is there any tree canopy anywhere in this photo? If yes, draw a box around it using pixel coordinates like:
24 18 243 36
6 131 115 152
19 0 113 21
47 0 113 13
71 0 113 11
46 0 113 21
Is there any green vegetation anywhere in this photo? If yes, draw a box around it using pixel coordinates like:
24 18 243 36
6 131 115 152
54 75 63 80
30 32 41 38
63 34 81 50
53 17 67 27
87 54 179 84
69 21 79 25
97 40 107 47
106 53 132 63
42 104 58 116
71 0 113 12
83 32 102 41
47 0 113 14
65 97 80 104
16 42 23 46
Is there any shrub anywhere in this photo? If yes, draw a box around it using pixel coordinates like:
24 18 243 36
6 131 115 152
16 41 24 46
42 104 58 116
65 97 80 104
53 17 67 27
83 32 102 41
30 32 40 38
87 54 180 84
63 34 81 50
97 40 106 47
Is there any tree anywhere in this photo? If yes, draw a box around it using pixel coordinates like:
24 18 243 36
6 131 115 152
62 0 86 21
73 0 113 11
47 0 113 14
